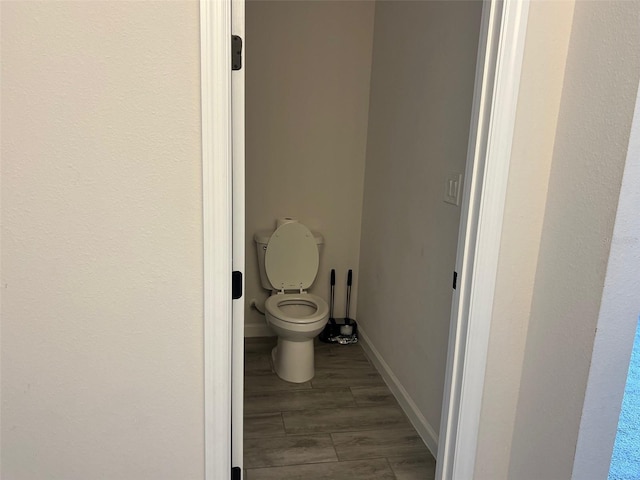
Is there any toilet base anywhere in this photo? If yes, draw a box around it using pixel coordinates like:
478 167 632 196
272 337 315 383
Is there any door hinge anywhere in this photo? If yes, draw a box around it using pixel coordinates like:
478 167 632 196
231 466 241 480
452 271 458 290
232 271 243 299
232 35 243 71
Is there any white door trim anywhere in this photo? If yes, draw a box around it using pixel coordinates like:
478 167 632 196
231 0 246 475
437 1 530 479
201 0 531 478
200 0 233 479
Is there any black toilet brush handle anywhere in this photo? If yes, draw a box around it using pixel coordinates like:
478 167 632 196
330 269 336 323
345 269 352 323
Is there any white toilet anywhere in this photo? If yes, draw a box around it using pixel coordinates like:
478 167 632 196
254 222 329 383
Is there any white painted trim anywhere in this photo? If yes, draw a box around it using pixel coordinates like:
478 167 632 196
358 327 439 456
230 0 245 476
437 1 530 479
200 1 233 479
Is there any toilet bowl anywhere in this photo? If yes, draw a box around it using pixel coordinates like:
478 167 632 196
265 293 329 382
256 221 329 383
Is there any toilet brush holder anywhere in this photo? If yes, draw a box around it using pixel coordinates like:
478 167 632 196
319 317 358 344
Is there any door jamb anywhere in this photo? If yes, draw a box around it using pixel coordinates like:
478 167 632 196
200 0 531 478
437 1 530 478
231 0 246 475
200 0 233 479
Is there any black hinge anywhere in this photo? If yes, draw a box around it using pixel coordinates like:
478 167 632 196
231 466 241 480
452 271 458 290
232 271 243 299
232 35 243 71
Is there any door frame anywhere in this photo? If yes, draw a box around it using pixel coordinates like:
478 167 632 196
437 1 529 478
200 0 530 478
200 1 234 479
230 0 246 475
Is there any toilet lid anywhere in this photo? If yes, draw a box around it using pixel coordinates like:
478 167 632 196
265 222 319 291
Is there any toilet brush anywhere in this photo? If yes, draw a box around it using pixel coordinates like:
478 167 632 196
319 269 339 342
329 269 336 325
340 270 356 336
345 269 352 324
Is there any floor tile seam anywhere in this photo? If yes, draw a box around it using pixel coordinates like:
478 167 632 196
245 408 360 416
282 424 415 436
278 411 285 433
244 388 313 393
244 456 394 472
245 432 334 442
245 387 312 399
244 398 359 413
384 456 399 480
312 369 382 374
277 431 346 438
257 401 406 416
333 452 407 463
310 379 385 385
313 359 376 364
243 411 285 418
328 426 427 440
335 449 433 463
310 383 386 390
352 400 400 408
279 403 405 414
349 385 392 390
253 408 408 422
242 412 287 439
245 457 344 471
244 404 359 415
384 453 437 465
245 385 355 396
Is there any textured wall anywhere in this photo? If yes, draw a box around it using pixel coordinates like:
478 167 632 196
507 2 640 478
244 0 375 333
1 2 205 479
572 77 640 480
357 0 482 439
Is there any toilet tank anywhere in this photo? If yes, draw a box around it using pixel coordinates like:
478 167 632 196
254 229 324 291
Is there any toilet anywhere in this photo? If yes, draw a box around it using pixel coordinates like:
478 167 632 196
254 222 329 383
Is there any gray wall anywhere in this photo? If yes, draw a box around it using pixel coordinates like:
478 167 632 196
357 0 482 439
245 1 375 332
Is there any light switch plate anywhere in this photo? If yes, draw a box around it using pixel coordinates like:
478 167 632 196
444 173 462 206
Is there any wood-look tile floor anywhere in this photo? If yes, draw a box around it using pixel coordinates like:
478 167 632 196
244 337 436 480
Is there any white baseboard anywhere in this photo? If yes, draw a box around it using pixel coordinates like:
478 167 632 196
358 326 439 457
244 320 275 338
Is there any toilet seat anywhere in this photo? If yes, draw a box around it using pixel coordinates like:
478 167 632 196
265 293 328 325
265 222 319 293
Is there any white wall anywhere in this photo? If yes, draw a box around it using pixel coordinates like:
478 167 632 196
1 2 205 479
244 0 375 333
357 0 482 443
476 1 640 478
